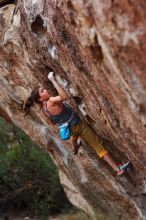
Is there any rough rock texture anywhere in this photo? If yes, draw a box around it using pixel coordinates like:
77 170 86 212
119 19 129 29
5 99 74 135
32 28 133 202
1 0 146 219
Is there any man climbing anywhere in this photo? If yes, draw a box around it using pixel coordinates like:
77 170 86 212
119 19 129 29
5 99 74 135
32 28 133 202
24 72 130 176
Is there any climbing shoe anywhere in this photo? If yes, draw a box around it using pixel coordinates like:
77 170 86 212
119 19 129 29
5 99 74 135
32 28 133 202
73 139 82 155
73 144 80 155
117 161 130 176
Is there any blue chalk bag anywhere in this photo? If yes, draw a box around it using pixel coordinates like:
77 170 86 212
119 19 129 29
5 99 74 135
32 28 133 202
59 123 71 141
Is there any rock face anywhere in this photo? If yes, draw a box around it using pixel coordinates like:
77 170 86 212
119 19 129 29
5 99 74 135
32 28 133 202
1 1 146 219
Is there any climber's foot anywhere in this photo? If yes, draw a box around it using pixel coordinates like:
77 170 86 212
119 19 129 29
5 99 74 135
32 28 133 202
73 144 80 155
117 161 130 176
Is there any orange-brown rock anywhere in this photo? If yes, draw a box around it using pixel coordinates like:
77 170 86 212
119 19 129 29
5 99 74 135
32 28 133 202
1 1 146 219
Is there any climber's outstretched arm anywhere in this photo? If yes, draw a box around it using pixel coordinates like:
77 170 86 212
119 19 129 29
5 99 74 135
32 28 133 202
48 72 68 102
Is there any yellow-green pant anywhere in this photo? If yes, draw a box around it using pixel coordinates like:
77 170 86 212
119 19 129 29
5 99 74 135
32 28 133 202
71 121 108 158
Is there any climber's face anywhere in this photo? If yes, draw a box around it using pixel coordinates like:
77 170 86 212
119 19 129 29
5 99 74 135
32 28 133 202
39 87 51 101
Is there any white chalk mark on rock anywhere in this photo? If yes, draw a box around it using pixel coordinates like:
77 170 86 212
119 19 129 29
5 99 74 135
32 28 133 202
48 43 58 60
74 158 88 183
53 135 69 166
78 103 87 116
40 125 51 142
123 28 143 46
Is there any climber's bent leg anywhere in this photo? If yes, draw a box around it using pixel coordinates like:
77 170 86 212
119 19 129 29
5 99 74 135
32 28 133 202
70 121 129 175
73 121 121 171
75 121 109 157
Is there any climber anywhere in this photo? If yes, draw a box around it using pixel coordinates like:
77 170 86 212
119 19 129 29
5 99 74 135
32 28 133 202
23 72 130 176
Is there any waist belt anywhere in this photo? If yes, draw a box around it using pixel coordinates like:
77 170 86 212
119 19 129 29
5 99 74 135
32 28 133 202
59 112 75 125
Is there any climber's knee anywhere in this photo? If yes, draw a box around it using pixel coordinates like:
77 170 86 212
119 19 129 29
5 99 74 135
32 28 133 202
98 148 109 158
93 140 109 158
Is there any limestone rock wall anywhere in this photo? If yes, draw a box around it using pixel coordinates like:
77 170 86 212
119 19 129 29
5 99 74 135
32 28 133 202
1 1 146 219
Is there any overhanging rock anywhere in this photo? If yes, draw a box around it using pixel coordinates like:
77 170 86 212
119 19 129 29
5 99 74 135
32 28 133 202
1 1 146 219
